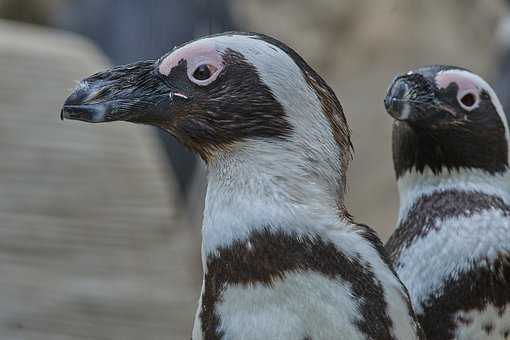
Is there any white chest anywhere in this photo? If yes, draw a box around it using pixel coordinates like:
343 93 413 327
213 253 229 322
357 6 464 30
395 209 510 313
193 272 365 340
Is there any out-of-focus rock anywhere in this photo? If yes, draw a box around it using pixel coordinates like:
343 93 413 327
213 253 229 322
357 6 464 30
0 20 200 340
233 0 505 238
0 0 62 25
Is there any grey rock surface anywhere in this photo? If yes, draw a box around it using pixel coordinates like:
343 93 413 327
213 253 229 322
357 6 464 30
0 20 200 340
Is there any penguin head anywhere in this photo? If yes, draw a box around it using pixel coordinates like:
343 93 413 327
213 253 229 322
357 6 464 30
61 32 351 205
385 66 509 177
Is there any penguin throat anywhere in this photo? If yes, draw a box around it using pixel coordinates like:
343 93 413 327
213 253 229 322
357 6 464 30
201 141 346 256
392 122 508 178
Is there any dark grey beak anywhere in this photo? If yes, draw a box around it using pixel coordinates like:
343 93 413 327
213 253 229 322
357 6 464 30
61 60 175 124
384 73 458 124
61 96 120 123
384 74 434 122
384 76 415 120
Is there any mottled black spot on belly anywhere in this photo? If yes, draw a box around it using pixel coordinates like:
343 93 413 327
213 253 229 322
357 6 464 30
417 254 510 340
483 322 494 335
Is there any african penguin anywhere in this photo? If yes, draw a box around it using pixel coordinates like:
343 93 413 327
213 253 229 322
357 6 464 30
385 65 510 340
61 32 423 340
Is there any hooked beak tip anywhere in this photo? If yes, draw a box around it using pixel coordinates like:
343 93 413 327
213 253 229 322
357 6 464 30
384 96 405 121
60 103 108 123
61 60 173 125
384 97 395 114
61 81 111 123
385 77 414 121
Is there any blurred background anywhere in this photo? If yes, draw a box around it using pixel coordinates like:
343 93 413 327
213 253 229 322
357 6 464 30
0 0 507 339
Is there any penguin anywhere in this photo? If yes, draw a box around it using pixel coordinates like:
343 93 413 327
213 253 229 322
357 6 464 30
384 65 510 340
61 32 423 340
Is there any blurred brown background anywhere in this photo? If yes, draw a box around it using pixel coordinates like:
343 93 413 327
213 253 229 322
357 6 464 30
0 0 507 339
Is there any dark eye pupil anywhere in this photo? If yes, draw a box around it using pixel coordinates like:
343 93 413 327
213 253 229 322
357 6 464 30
193 65 211 81
460 93 476 107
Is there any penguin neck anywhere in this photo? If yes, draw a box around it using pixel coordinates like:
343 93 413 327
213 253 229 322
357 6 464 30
201 139 346 259
392 121 509 178
396 167 510 221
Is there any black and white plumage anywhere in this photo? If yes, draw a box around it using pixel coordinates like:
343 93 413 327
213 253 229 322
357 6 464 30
62 32 423 340
385 65 510 340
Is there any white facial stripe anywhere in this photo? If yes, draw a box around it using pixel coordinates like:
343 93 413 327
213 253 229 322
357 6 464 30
195 34 340 159
435 69 510 160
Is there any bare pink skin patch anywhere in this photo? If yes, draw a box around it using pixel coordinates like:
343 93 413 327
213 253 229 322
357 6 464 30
158 39 225 86
436 71 480 94
435 71 481 111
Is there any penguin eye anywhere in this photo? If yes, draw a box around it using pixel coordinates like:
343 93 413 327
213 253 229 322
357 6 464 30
190 64 218 85
458 91 479 111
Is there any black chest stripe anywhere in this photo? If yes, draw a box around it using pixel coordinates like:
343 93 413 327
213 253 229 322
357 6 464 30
386 190 510 261
199 228 400 340
418 254 510 340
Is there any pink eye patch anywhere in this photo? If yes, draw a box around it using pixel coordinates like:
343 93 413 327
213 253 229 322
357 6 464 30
435 71 481 110
435 71 479 95
159 40 223 77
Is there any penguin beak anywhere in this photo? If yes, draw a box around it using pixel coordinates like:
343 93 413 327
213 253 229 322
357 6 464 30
384 75 416 121
61 60 177 125
385 73 458 125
